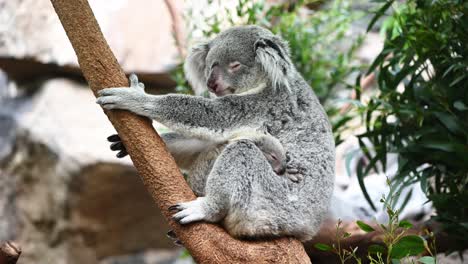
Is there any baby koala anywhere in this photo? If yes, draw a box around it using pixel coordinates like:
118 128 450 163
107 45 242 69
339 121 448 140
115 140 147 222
162 129 289 196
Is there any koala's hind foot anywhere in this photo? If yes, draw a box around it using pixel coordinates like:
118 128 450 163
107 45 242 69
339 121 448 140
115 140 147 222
107 134 128 158
169 197 224 225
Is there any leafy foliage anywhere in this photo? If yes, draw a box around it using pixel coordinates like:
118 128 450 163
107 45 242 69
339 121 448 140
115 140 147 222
355 0 468 250
173 0 364 145
315 186 436 264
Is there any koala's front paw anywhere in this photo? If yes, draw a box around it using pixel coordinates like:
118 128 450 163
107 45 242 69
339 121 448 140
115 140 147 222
96 74 147 112
166 229 183 246
169 197 208 225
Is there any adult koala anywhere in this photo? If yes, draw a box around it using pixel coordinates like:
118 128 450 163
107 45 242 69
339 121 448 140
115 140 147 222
96 25 335 241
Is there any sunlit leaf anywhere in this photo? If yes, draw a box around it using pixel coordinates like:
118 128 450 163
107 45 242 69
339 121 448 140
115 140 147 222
356 221 375 232
391 235 425 259
314 243 333 252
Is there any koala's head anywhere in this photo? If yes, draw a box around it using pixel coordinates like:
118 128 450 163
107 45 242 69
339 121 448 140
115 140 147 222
184 25 293 96
252 133 287 175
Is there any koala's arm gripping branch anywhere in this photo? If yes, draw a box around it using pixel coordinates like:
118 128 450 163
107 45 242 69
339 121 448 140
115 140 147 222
49 0 310 263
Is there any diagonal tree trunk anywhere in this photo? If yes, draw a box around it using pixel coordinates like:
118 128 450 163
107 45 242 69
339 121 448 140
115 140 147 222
49 0 311 263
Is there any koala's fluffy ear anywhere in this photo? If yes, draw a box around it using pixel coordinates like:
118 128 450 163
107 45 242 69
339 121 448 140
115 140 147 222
184 42 210 94
254 36 293 91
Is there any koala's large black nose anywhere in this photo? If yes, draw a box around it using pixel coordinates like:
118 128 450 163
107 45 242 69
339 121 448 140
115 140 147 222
207 66 221 93
275 167 286 175
207 78 219 93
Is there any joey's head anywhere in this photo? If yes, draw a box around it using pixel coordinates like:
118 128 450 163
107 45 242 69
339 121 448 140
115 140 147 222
253 134 287 175
184 26 294 96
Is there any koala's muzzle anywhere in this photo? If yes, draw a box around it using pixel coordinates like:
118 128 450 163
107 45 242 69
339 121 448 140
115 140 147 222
207 65 229 96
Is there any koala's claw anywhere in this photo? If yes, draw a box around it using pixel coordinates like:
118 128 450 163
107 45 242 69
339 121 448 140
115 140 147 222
110 141 124 151
116 150 128 158
170 198 207 225
107 134 121 142
168 205 181 213
107 134 128 158
166 229 177 239
166 229 183 247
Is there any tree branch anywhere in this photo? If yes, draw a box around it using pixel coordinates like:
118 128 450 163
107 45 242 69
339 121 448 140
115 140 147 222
49 0 310 263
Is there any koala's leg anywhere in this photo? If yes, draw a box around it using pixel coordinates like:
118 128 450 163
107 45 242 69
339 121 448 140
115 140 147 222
160 132 212 171
96 75 266 140
170 140 272 228
105 132 212 169
186 146 222 196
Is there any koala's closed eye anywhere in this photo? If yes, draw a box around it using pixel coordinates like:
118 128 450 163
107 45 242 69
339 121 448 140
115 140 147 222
229 61 242 72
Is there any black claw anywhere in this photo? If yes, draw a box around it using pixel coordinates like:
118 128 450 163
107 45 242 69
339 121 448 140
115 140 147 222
116 149 128 158
107 134 121 142
110 141 124 151
172 215 183 222
166 229 177 239
168 205 181 213
173 239 183 247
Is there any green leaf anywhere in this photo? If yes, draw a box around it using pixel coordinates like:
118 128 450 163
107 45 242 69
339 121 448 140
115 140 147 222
398 220 413 229
432 112 464 135
314 243 333 252
368 244 386 254
454 101 468 111
418 256 436 264
390 235 425 259
356 160 377 211
367 0 395 32
356 220 375 232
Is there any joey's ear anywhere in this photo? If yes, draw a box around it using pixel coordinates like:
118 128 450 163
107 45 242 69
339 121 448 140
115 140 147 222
257 123 272 135
254 36 293 91
184 42 210 94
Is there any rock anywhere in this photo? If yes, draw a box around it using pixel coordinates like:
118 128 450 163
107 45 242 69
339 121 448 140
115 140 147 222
0 0 181 72
0 78 176 264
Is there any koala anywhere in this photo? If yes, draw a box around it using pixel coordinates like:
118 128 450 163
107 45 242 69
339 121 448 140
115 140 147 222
96 25 335 241
109 128 294 196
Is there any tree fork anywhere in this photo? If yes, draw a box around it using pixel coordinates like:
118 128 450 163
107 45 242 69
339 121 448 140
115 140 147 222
49 0 310 263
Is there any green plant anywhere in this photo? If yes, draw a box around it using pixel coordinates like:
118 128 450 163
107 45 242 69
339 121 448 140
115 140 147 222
315 219 362 264
173 0 364 145
354 0 468 251
315 180 437 264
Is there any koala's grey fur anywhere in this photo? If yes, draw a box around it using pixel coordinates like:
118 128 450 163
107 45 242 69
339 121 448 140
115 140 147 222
161 130 288 196
96 25 335 241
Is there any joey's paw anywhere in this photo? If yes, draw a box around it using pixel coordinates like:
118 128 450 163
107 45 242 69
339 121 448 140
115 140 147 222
286 165 304 183
170 198 207 225
286 173 304 183
96 74 146 111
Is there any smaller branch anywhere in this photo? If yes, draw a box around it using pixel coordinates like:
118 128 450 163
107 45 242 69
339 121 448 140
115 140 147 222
0 241 21 264
164 0 186 59
306 219 458 262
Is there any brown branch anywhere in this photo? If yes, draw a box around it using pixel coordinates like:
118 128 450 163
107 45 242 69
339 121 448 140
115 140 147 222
0 57 176 93
305 219 458 263
49 0 310 263
163 0 186 59
0 241 21 264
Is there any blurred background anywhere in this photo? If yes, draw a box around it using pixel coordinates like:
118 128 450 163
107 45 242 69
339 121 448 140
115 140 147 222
0 0 466 263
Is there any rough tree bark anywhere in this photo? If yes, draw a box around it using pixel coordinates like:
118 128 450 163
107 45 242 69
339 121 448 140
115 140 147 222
49 0 311 263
